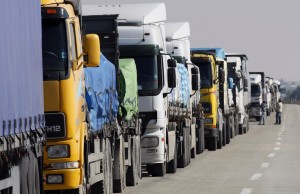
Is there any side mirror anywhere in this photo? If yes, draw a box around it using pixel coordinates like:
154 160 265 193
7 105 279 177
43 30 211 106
191 67 199 75
244 78 249 91
228 77 234 89
219 69 225 83
168 58 177 68
84 34 100 67
192 74 199 90
168 68 176 88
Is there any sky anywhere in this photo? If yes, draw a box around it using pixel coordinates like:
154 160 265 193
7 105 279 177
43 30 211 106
83 0 300 81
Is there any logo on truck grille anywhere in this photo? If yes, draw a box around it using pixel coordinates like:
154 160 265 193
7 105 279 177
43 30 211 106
45 113 66 139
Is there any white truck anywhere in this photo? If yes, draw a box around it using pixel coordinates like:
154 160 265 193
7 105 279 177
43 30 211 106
165 22 204 159
249 72 266 121
87 3 178 177
226 54 251 134
265 77 274 115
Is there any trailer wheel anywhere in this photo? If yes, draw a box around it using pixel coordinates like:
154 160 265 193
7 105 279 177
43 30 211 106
99 139 113 194
196 119 205 154
113 136 126 192
217 130 223 149
222 120 226 147
146 162 166 177
167 142 177 173
126 135 141 186
225 117 231 144
177 127 188 168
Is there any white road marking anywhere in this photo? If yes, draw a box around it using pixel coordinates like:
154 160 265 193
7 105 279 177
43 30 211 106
251 173 263 181
274 147 280 150
268 153 276 158
277 137 282 140
278 132 283 135
241 188 252 194
261 163 270 168
276 142 281 145
280 129 285 132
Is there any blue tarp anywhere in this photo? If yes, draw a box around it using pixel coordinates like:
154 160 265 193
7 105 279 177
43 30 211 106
191 48 225 59
177 63 190 108
0 0 44 137
85 53 119 133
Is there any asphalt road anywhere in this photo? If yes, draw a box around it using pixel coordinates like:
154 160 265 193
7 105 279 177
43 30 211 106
121 104 300 194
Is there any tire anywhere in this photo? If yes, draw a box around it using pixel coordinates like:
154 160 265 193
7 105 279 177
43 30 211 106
113 137 126 192
99 139 113 194
230 116 235 138
207 136 217 151
147 162 166 177
267 109 271 116
177 127 188 168
196 119 205 154
222 120 226 147
225 117 231 144
239 124 244 135
167 142 177 173
255 116 261 122
217 130 223 149
126 135 141 186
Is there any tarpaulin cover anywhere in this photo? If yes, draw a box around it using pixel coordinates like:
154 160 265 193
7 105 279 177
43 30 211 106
85 53 119 133
177 63 190 108
0 0 44 137
118 59 139 121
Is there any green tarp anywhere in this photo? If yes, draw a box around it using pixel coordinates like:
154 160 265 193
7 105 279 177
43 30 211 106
119 58 139 121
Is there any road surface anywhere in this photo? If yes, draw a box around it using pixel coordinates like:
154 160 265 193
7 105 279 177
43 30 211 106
121 104 300 194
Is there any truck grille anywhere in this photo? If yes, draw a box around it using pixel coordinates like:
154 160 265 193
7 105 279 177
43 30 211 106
45 113 66 139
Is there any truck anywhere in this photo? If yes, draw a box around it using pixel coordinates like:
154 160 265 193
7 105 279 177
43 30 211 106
249 72 266 121
84 3 185 176
40 0 120 193
0 0 45 193
190 48 230 151
265 77 274 115
165 22 204 156
81 12 142 192
226 54 251 134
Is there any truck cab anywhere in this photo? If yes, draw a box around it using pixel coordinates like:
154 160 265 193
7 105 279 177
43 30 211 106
249 72 266 121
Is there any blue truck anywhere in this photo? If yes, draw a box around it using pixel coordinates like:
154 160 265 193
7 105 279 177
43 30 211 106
0 0 45 193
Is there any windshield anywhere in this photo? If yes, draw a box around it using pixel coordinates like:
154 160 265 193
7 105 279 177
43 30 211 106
198 62 212 88
133 56 161 92
42 19 68 71
251 84 261 97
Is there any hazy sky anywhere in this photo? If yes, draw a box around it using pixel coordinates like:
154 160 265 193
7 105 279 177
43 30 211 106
83 0 300 81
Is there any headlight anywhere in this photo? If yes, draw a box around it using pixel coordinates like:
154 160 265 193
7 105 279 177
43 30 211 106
142 137 159 148
204 118 213 124
48 162 79 170
47 174 63 184
48 145 69 158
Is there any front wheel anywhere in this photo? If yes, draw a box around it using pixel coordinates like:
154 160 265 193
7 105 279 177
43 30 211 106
126 135 141 186
147 162 166 177
217 130 223 149
207 136 217 151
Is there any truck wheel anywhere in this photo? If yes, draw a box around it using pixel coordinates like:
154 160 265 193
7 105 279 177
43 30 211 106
147 162 166 177
222 120 226 147
207 136 217 151
196 119 205 154
239 124 244 135
167 142 177 173
217 130 223 149
231 116 235 138
126 135 141 186
113 137 126 192
225 117 231 144
100 139 113 194
267 109 271 116
177 127 188 168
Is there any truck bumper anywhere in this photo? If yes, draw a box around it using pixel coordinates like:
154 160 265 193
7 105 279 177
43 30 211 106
141 128 165 164
44 168 81 191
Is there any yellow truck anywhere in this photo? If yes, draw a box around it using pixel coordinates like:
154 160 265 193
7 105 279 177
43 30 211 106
41 0 103 193
191 48 233 151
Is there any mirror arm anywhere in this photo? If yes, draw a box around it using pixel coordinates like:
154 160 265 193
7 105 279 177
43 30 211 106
164 88 174 97
72 53 87 71
190 90 197 97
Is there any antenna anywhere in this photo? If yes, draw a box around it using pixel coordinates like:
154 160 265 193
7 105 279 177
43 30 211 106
142 16 145 42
